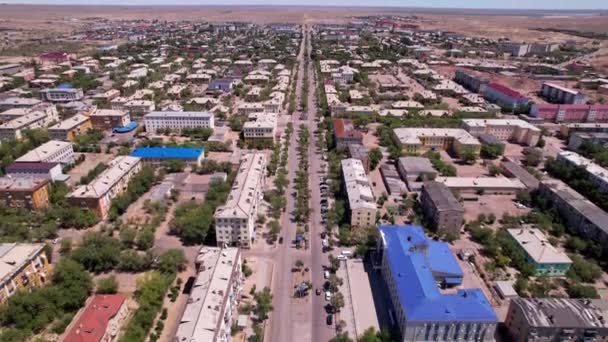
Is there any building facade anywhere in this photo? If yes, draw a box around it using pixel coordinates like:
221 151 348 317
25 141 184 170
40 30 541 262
214 153 266 248
462 119 541 147
531 104 608 123
0 176 50 210
174 247 242 342
243 112 277 143
48 114 92 141
393 128 481 157
143 111 215 134
0 109 59 141
420 182 464 235
482 83 530 110
507 229 572 276
333 118 363 149
540 82 586 104
89 109 131 131
39 87 84 103
68 156 142 219
64 294 129 342
557 151 608 194
0 243 51 304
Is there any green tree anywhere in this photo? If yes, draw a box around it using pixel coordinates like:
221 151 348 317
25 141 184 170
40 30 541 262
96 276 118 294
157 249 186 275
330 292 345 312
368 147 383 170
254 287 274 321
71 233 122 273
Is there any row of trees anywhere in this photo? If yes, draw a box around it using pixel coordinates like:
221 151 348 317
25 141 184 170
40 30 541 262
109 165 156 221
294 125 311 223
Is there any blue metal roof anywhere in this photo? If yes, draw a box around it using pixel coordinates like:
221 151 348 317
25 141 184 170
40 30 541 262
379 225 497 322
130 147 204 160
57 83 73 89
112 121 139 133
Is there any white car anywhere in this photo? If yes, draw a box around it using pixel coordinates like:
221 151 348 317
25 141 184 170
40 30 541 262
324 271 330 279
325 291 332 301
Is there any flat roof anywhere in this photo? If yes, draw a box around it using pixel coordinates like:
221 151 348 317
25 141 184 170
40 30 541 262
507 228 572 264
398 157 437 175
175 247 239 341
558 151 608 186
69 156 141 199
48 113 89 130
0 243 45 286
215 153 266 219
500 159 540 190
342 158 376 210
435 177 526 190
144 111 213 119
0 111 47 130
543 82 582 96
130 147 204 160
89 109 128 117
462 119 540 132
0 176 49 191
393 128 481 146
379 225 496 322
512 298 608 329
423 181 463 212
16 140 72 163
243 112 277 130
64 294 126 342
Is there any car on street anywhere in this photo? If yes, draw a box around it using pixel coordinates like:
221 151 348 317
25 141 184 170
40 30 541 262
325 291 332 301
337 255 347 261
316 288 322 295
326 315 333 326
279 237 283 244
324 270 330 279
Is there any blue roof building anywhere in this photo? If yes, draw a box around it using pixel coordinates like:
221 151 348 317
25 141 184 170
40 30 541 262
377 225 497 341
130 147 205 167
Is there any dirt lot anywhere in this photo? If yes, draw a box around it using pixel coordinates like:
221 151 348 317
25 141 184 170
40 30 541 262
462 194 531 223
66 152 115 187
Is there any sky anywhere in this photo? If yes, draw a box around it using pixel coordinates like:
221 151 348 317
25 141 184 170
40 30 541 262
1 0 607 10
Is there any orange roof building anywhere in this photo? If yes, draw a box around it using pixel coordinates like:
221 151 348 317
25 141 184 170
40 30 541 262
64 294 128 342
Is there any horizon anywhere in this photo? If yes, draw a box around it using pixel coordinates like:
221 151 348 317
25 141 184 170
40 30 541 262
1 1 607 11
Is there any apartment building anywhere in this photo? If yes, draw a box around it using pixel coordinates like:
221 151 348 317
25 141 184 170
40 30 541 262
397 157 438 184
237 102 265 115
0 176 50 210
48 114 92 141
505 298 608 342
482 83 530 110
214 153 267 248
420 181 464 235
89 109 131 131
377 225 497 342
243 112 277 143
462 119 541 146
264 92 285 113
16 140 74 165
531 104 608 123
568 132 608 150
500 159 540 190
0 109 59 141
332 118 363 148
5 162 65 182
0 97 42 111
539 180 608 244
143 111 215 134
435 177 526 194
0 243 51 304
68 156 142 219
393 128 481 157
560 122 608 137
124 100 155 116
501 42 559 57
454 69 489 93
39 87 84 103
348 144 369 172
342 158 377 228
175 247 242 342
506 228 572 276
540 82 586 104
557 151 608 193
64 294 128 342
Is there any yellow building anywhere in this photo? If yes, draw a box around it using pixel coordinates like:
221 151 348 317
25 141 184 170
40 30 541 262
0 176 50 210
393 128 481 157
0 243 52 303
48 114 92 142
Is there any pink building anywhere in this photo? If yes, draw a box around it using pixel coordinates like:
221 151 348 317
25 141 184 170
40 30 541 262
530 104 608 123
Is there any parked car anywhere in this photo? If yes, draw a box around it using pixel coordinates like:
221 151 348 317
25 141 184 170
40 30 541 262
316 288 322 295
325 291 332 301
324 270 330 279
326 314 333 326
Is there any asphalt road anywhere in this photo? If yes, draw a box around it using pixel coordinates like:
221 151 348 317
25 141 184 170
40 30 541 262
266 25 335 342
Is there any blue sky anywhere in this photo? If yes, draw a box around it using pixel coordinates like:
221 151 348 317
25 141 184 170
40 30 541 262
1 0 607 10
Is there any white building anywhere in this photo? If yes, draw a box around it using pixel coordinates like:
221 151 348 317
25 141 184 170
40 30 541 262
174 247 242 342
39 88 84 103
342 158 377 227
0 109 59 141
243 112 277 142
16 140 74 164
214 153 267 248
557 151 608 194
124 100 155 115
462 119 541 147
143 111 215 134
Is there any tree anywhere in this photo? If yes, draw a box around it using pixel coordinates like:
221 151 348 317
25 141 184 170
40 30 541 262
359 327 392 342
96 276 118 294
329 332 353 342
59 238 72 255
254 287 273 321
480 144 502 160
567 282 600 298
459 147 477 164
157 249 186 274
162 159 186 173
136 227 155 250
71 233 122 273
368 148 383 170
330 292 345 312
567 255 602 283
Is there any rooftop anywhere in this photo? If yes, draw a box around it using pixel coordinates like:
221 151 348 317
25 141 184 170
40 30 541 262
342 158 375 210
423 182 463 213
462 119 540 132
507 228 572 264
215 153 266 219
558 151 608 185
332 118 362 140
48 114 90 130
69 156 141 199
90 109 128 117
435 177 526 190
16 140 72 163
486 83 527 100
0 111 47 130
64 294 126 342
130 147 204 160
0 176 49 192
393 128 481 146
398 157 437 175
0 243 45 285
379 225 496 322
175 247 239 341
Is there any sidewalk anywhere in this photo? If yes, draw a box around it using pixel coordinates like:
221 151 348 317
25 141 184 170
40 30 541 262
337 261 357 339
